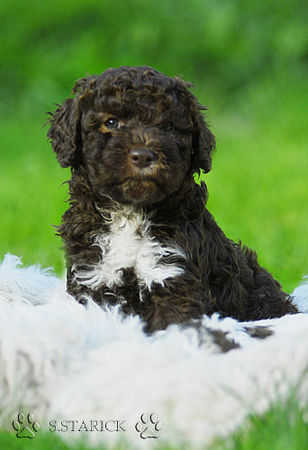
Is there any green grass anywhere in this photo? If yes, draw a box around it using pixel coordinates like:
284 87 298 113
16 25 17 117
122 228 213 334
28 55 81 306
0 430 92 450
215 395 308 450
0 116 68 274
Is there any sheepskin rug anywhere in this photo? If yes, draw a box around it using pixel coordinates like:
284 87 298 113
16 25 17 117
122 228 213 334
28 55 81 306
0 254 307 449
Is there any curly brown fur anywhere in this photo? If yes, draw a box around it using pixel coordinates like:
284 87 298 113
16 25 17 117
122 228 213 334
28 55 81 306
48 66 297 333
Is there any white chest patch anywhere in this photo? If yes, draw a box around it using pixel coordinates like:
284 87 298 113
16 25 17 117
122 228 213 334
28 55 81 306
74 207 186 291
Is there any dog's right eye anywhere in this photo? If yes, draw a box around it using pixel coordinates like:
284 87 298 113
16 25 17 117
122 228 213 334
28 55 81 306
105 118 120 129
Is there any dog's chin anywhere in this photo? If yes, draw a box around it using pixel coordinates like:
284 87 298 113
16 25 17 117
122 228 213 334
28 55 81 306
121 178 166 205
105 178 167 206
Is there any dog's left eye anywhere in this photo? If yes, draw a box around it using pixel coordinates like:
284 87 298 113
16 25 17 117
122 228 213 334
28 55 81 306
105 118 120 129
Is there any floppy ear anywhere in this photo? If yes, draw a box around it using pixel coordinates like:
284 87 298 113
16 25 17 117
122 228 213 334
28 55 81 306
47 97 80 168
175 78 215 175
191 106 216 175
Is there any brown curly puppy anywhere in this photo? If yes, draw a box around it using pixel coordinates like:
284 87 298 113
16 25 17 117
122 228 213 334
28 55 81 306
48 66 297 333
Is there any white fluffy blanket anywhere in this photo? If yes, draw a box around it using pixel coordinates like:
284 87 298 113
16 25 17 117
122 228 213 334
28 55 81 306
0 254 307 448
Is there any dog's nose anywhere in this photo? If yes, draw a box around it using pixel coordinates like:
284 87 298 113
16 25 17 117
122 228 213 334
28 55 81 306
128 148 157 169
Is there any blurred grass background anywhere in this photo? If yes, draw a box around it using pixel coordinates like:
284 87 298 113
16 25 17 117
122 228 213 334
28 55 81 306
0 2 307 448
0 0 307 294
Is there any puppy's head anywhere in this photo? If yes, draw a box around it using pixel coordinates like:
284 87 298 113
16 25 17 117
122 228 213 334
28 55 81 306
48 66 215 206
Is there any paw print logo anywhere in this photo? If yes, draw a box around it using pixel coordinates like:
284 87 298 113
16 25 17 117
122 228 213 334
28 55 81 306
12 413 40 439
135 412 163 439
